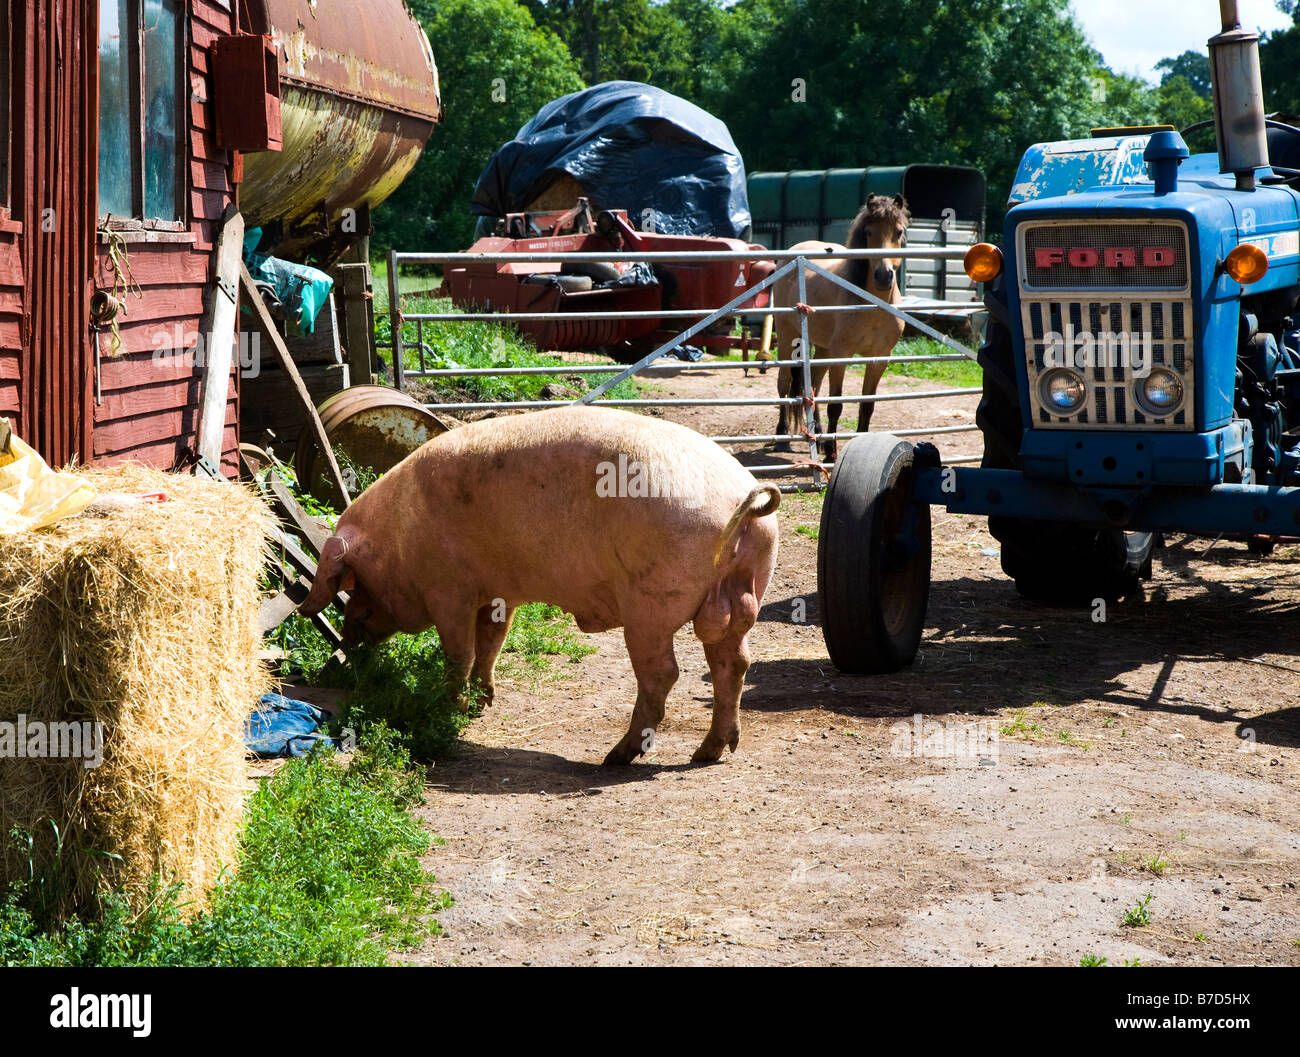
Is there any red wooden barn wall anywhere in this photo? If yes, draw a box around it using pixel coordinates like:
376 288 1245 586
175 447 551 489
0 1 241 475
92 0 241 475
0 1 97 465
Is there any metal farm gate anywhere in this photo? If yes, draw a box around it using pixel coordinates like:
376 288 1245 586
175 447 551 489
383 245 985 491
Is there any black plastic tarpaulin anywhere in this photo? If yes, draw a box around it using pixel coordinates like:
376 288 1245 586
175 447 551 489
470 81 752 240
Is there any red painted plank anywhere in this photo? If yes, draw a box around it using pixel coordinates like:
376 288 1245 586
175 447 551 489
190 19 222 50
94 426 239 477
0 380 21 417
190 187 229 222
192 0 234 35
99 348 200 388
95 245 210 288
191 158 230 193
191 97 211 133
0 318 22 349
0 253 24 287
93 407 198 456
113 284 207 325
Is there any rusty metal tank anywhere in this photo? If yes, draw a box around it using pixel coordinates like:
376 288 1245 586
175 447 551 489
239 0 441 260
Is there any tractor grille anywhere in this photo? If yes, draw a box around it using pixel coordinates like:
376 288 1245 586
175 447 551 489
1017 219 1195 432
1021 298 1195 430
1021 221 1189 290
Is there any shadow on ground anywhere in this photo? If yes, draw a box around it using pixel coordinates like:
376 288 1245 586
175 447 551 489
747 539 1300 748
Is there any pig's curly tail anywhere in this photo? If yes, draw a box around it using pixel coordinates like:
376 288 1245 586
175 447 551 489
713 484 782 566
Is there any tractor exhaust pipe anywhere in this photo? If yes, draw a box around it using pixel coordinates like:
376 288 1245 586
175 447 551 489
1209 0 1269 191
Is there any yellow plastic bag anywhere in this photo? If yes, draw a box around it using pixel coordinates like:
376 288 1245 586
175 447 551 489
0 419 97 535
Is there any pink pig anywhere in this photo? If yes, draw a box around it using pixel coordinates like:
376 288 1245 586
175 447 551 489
300 405 780 764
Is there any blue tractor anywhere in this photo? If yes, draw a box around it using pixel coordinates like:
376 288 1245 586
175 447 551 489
818 2 1300 673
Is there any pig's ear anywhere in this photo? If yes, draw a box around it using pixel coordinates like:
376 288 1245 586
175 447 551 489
299 535 351 617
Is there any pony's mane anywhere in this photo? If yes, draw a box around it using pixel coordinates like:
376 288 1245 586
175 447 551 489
845 194 911 288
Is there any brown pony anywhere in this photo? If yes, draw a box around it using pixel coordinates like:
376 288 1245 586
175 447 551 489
774 193 911 462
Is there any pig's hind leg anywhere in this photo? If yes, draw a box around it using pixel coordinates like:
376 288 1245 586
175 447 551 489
602 627 679 766
691 563 769 762
472 603 516 709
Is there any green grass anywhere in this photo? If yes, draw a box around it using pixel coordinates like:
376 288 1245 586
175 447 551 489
999 709 1044 740
1142 854 1171 876
794 524 819 541
0 726 449 966
370 258 442 312
500 604 597 683
272 602 595 763
886 336 982 388
1122 894 1155 929
373 294 640 405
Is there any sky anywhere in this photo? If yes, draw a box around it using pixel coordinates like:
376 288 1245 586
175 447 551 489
1070 0 1294 82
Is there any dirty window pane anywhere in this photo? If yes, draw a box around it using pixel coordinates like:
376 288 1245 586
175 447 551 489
98 0 138 218
143 0 181 221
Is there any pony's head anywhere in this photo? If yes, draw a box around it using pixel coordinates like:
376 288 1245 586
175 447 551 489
846 194 911 293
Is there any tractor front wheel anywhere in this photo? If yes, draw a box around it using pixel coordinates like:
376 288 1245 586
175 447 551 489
818 433 932 674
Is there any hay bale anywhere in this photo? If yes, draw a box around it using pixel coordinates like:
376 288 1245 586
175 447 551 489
0 464 274 918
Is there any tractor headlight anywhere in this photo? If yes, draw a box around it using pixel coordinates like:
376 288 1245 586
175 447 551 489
1039 368 1087 414
1136 368 1185 416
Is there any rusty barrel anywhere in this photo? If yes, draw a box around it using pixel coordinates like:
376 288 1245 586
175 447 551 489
296 385 450 508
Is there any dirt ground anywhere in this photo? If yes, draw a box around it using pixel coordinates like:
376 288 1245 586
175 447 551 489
406 362 1300 967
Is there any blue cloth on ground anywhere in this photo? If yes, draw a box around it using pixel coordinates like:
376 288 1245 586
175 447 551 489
246 694 336 758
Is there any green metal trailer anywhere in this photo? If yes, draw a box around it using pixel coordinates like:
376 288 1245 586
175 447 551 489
747 165 986 301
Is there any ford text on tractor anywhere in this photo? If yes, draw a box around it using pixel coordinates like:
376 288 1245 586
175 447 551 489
818 2 1300 673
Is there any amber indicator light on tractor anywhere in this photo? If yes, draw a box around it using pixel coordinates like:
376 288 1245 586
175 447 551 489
1223 243 1269 285
963 243 1004 283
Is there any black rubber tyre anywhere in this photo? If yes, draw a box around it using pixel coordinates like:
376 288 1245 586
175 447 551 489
818 433 932 674
977 277 1153 603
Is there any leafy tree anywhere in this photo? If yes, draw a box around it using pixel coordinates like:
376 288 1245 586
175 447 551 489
1087 66 1159 129
1155 50 1212 99
1261 3 1300 114
372 0 585 254
710 0 1107 227
1153 76 1212 132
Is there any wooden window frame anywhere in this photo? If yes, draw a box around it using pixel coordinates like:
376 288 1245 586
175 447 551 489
97 0 190 234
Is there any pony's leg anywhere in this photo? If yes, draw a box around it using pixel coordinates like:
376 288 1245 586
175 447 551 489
825 363 846 463
859 358 890 433
774 362 794 450
806 355 833 456
774 321 800 451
